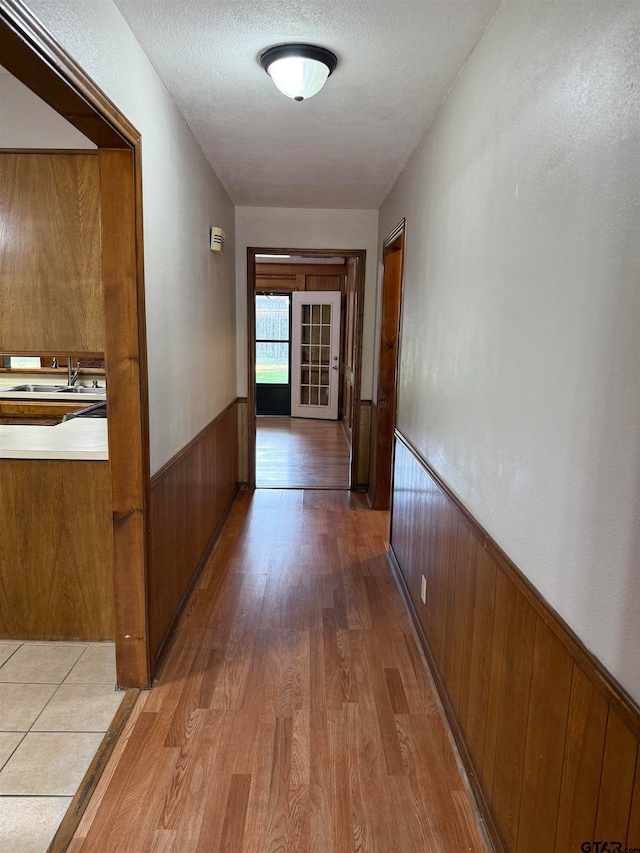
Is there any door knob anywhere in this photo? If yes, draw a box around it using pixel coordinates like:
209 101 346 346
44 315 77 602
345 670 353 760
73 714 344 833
332 365 338 370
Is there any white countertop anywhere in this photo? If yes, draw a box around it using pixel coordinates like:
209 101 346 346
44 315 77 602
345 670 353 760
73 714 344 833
0 418 109 460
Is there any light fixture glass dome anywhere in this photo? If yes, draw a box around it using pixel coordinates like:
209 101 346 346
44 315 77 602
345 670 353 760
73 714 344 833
267 56 330 101
260 44 338 101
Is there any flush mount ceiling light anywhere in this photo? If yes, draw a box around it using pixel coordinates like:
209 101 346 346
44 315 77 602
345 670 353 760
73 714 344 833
260 44 338 101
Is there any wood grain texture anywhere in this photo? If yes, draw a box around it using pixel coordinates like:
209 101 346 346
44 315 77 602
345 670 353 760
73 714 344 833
390 431 640 853
256 263 347 278
256 415 350 489
369 222 405 511
356 400 371 488
0 459 113 639
0 152 104 353
517 618 573 853
628 749 640 847
0 1 137 148
594 711 638 843
99 148 151 689
555 667 608 851
149 401 238 666
71 489 487 852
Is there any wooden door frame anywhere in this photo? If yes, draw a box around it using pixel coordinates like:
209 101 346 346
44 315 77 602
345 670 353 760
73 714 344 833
369 219 406 511
247 247 366 490
0 0 152 687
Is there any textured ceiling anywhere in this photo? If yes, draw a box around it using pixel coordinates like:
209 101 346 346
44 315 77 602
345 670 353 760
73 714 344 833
114 0 501 208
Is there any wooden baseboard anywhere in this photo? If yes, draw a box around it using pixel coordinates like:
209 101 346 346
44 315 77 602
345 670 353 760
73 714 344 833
390 428 640 853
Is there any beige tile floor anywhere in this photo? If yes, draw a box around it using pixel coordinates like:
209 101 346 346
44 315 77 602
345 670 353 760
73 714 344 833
0 641 125 853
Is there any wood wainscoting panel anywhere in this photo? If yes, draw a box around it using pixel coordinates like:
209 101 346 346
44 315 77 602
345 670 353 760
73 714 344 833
0 459 114 639
0 152 104 353
389 431 640 853
149 400 238 665
516 618 573 853
356 400 371 489
237 397 248 486
594 710 638 842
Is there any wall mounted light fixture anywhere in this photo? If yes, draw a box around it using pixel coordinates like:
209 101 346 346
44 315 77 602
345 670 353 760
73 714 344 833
260 44 338 101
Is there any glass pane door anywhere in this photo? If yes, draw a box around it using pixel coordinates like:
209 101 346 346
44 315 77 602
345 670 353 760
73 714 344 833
291 291 341 420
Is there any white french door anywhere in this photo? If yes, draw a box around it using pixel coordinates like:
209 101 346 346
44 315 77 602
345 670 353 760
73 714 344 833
291 291 341 420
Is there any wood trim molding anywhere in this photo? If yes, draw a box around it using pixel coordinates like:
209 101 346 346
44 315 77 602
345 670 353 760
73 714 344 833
369 219 406 510
100 149 151 689
383 218 407 249
0 0 139 147
247 249 257 489
0 148 98 155
394 429 640 737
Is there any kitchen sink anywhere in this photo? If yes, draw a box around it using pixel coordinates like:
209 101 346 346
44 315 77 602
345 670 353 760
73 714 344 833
58 386 106 394
4 384 105 394
4 384 68 392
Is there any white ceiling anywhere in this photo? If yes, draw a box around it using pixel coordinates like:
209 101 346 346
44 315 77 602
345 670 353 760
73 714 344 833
114 0 501 209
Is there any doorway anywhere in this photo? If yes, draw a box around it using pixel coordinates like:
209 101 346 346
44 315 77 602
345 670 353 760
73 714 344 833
0 6 151 688
369 220 406 511
248 248 366 490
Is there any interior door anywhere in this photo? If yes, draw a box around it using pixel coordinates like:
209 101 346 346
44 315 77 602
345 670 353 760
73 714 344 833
291 291 341 420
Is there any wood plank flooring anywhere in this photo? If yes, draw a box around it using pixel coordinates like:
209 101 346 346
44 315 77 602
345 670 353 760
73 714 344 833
70 490 488 852
256 417 350 489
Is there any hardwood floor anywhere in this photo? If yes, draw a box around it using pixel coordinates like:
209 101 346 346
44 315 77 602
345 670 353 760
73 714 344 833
256 416 350 489
69 490 488 852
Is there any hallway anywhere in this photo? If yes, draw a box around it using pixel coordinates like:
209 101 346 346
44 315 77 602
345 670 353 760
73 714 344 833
256 417 351 489
68 490 487 852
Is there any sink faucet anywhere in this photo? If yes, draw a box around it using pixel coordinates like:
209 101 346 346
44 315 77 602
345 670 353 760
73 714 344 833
67 357 81 386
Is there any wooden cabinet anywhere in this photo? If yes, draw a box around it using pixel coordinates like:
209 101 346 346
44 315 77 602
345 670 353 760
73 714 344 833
255 263 345 293
0 152 104 353
0 459 114 640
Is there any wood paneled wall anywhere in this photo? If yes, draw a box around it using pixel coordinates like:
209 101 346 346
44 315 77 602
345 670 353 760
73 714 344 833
0 152 104 353
390 432 640 853
149 400 238 664
356 399 371 489
0 459 114 640
255 263 346 293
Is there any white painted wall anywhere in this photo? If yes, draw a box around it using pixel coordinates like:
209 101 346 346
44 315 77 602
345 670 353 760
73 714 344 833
235 206 378 398
0 68 95 148
379 1 640 699
27 1 236 473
